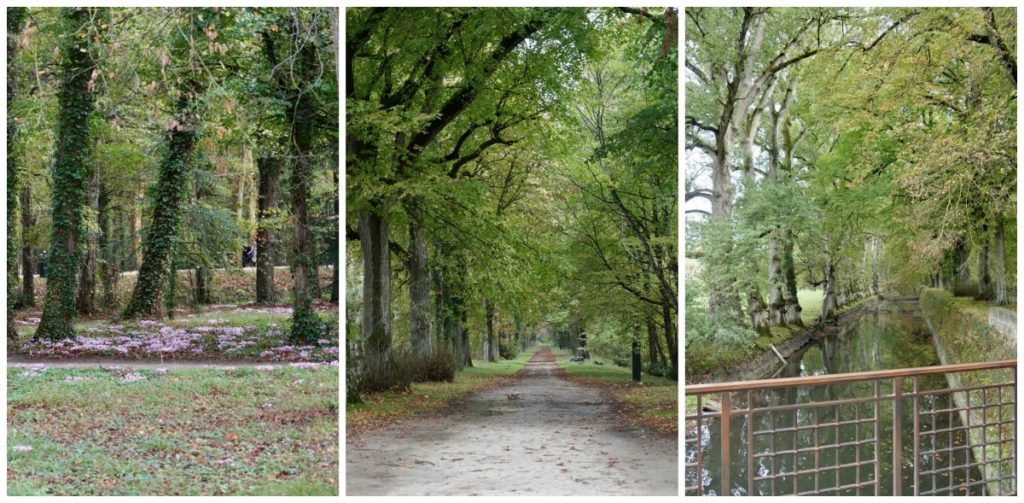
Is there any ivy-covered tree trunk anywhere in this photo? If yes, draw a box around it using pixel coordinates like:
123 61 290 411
122 89 198 319
286 35 321 344
20 184 35 308
256 157 280 303
35 7 99 340
7 7 26 341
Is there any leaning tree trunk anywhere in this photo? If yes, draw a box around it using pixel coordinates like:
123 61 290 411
20 184 34 308
35 8 99 340
408 217 431 357
255 157 280 303
7 7 26 341
122 88 198 319
994 217 1007 305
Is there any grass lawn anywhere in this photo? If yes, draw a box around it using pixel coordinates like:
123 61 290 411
346 346 541 432
550 347 677 435
7 366 338 496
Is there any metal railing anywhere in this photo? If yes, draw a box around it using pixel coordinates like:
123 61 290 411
685 360 1016 496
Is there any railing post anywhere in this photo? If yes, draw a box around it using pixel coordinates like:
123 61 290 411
912 376 919 496
696 395 703 496
893 378 903 496
875 380 881 496
721 393 731 496
746 390 754 497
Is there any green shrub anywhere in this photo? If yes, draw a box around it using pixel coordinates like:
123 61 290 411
411 346 457 383
498 336 518 360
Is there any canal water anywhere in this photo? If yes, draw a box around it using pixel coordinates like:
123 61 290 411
685 301 985 496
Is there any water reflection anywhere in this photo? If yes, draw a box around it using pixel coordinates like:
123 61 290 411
685 303 984 496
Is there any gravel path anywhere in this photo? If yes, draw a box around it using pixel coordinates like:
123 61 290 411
346 346 677 496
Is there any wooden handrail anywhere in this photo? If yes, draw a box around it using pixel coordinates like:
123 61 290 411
685 359 1016 394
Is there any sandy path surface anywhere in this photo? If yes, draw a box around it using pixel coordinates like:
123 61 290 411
346 346 677 496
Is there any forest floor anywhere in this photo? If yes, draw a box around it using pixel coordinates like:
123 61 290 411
7 365 338 495
346 346 676 496
8 292 340 495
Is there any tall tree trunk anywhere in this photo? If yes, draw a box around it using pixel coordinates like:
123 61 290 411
993 217 1007 305
77 168 100 315
781 229 802 325
122 87 198 319
360 209 392 368
194 266 211 304
126 179 141 271
408 218 431 357
329 165 340 303
662 301 678 378
977 231 991 300
432 245 445 349
20 184 34 308
7 7 26 342
36 8 99 340
820 259 837 322
646 315 663 367
286 33 321 344
98 182 114 309
767 230 786 325
484 299 498 362
952 238 971 294
255 157 280 303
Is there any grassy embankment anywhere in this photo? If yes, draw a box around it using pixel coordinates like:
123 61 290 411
7 366 339 496
550 347 677 435
346 345 542 432
919 288 1014 494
